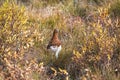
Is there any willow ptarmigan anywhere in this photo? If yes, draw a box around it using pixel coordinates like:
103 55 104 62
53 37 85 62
47 29 62 58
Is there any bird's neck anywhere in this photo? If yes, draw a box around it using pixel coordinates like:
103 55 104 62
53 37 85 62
52 33 58 40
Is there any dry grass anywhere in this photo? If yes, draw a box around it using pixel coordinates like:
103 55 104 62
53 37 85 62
0 0 120 80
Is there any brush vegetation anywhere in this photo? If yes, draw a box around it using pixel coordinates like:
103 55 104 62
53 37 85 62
0 0 120 80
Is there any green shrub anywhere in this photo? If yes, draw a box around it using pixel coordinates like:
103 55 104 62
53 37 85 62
0 0 33 79
110 0 120 17
65 1 87 17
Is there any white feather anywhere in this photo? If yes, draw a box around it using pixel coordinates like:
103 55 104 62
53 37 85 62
50 45 62 58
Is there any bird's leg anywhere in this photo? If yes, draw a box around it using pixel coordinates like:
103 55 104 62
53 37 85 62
55 45 62 59
55 51 59 59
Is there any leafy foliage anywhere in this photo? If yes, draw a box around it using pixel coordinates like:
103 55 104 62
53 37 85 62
0 0 120 80
0 0 35 79
110 0 120 17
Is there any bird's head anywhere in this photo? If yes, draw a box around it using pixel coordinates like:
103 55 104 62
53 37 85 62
54 29 59 34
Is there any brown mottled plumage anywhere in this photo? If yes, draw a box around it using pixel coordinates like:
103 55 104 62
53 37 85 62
47 29 61 49
47 29 62 58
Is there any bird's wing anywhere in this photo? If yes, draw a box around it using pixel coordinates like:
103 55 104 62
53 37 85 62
51 39 61 46
47 39 61 49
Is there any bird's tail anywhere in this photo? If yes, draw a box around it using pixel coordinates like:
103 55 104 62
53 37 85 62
47 45 50 49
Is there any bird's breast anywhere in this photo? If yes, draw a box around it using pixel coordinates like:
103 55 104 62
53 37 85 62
50 45 62 52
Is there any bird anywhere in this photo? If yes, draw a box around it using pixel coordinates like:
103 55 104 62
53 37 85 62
47 29 62 58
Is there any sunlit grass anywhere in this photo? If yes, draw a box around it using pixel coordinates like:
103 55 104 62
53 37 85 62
0 0 120 80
